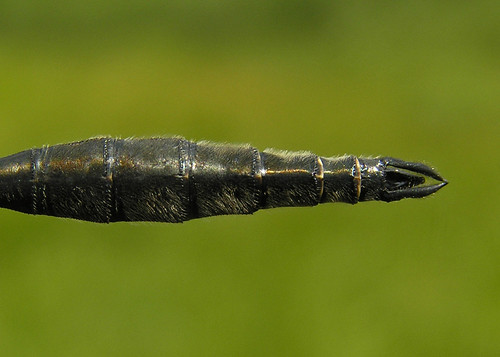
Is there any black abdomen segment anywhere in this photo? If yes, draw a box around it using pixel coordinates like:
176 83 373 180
0 137 359 222
109 138 356 222
0 137 447 223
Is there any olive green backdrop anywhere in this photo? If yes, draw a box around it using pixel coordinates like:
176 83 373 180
0 1 498 356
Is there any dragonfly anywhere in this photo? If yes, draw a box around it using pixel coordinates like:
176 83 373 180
0 136 447 223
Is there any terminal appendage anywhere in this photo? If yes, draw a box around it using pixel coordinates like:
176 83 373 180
358 157 448 202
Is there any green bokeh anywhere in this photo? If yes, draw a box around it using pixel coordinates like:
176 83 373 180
0 1 498 356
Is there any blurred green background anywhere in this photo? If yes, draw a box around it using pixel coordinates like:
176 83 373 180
0 1 498 356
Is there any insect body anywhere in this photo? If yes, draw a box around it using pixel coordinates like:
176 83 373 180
0 137 447 223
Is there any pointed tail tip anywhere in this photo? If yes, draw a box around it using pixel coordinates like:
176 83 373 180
434 180 448 192
434 177 448 191
383 181 447 202
380 159 448 202
433 171 447 183
384 157 446 183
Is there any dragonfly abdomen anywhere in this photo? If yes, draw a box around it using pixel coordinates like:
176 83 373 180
0 136 447 223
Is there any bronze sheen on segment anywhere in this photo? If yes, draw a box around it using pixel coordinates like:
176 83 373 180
0 137 447 223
